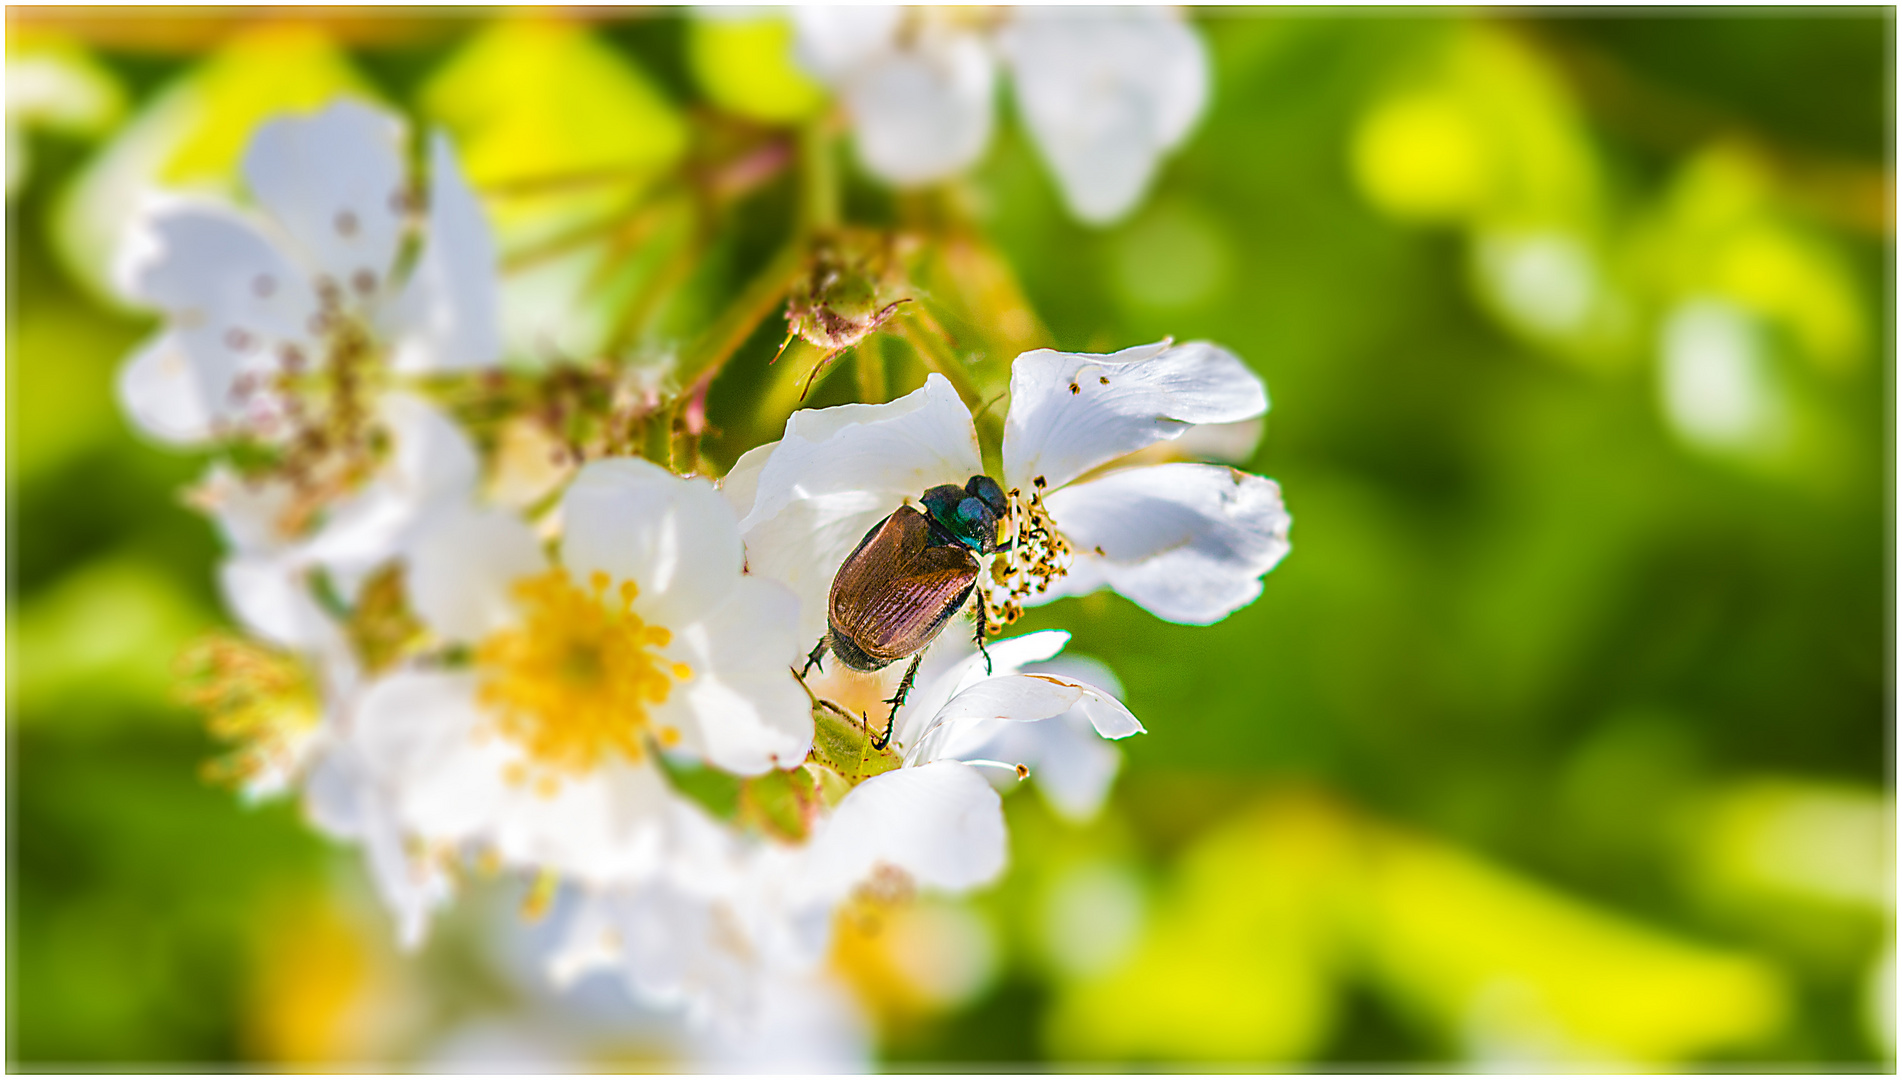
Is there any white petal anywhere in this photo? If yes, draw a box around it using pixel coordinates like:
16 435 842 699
117 331 215 443
660 576 813 775
802 760 1006 903
560 457 745 630
742 491 895 660
381 392 482 505
1026 714 1123 821
300 393 482 595
1003 340 1267 491
1000 8 1208 224
1041 462 1291 624
218 554 335 653
241 100 408 291
488 762 676 887
738 375 982 648
843 29 994 185
948 709 1123 823
403 506 547 645
742 374 983 533
893 629 1072 749
389 131 502 374
115 199 319 433
792 6 903 82
354 671 680 885
547 891 621 989
304 743 451 950
192 464 294 555
352 670 485 788
934 674 1088 728
718 440 776 522
916 671 1140 764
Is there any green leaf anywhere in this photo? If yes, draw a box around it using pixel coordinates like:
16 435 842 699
688 14 826 125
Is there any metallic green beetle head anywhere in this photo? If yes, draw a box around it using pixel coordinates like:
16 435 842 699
920 475 1009 555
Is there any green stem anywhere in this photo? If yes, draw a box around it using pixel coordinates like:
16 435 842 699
672 239 805 392
893 314 994 435
642 397 677 470
856 334 889 404
799 121 840 234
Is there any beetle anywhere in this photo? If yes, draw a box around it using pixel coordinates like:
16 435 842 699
802 474 1010 749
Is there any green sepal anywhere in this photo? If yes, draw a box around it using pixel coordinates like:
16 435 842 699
808 703 902 785
738 764 818 842
655 755 742 822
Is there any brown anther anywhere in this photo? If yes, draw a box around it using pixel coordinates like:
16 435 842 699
253 274 276 298
224 328 254 352
334 210 359 237
1099 376 1109 385
351 269 377 296
1015 763 1030 780
307 313 330 336
387 188 410 214
1069 383 1080 394
278 344 306 371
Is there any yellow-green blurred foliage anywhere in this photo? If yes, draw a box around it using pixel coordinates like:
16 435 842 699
7 8 1890 1069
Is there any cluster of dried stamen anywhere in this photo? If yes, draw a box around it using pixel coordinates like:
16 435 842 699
178 634 322 787
215 272 391 539
983 474 1073 627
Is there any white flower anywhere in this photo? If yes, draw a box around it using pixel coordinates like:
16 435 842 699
547 759 1007 1028
180 494 454 947
113 98 507 599
348 457 812 887
547 628 1142 1029
791 6 1208 225
896 632 1135 822
726 340 1290 656
113 98 499 495
997 7 1210 224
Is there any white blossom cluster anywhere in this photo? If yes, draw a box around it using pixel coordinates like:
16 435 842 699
112 95 1290 1049
793 6 1209 224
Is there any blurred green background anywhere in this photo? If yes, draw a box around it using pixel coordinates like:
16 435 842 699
6 8 1893 1069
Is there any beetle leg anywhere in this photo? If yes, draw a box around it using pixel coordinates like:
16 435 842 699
874 654 923 750
801 636 828 678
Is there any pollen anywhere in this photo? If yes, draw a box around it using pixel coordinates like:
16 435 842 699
984 482 1073 627
476 568 685 784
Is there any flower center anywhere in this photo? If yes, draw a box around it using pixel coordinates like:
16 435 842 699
476 569 692 789
984 475 1073 627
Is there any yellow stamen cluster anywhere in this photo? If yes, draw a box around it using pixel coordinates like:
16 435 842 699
179 635 322 787
475 569 692 789
984 474 1072 627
